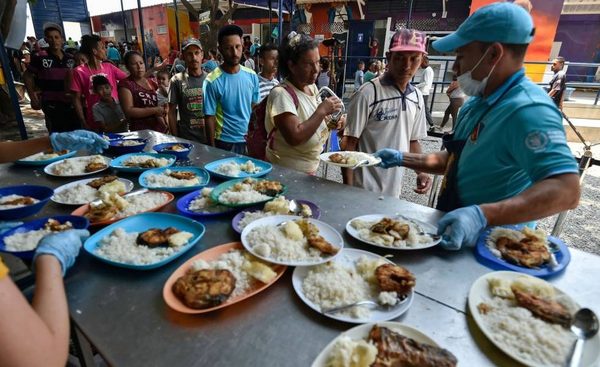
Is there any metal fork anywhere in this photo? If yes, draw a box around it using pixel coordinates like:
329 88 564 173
351 159 370 169
322 296 408 314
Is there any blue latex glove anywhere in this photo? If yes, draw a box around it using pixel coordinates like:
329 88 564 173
0 221 23 235
50 130 109 153
437 205 487 250
373 149 404 169
33 229 90 276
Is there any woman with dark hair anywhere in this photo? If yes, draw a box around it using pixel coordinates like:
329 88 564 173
316 58 331 89
71 34 128 131
118 51 168 133
264 32 344 174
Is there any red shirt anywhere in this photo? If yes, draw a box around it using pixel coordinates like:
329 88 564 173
118 77 168 133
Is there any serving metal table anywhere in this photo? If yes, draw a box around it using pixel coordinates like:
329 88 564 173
3 130 599 367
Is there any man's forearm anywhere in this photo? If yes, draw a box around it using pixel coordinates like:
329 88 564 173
23 70 37 97
402 150 448 175
481 173 580 226
0 137 53 163
340 136 358 185
168 107 178 136
205 116 216 146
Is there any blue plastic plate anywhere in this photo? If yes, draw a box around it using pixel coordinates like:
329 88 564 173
102 133 126 141
204 157 272 180
153 142 193 160
15 150 77 166
83 212 205 270
139 167 210 193
0 185 54 220
0 215 89 260
107 138 148 155
110 153 176 173
474 225 571 278
210 178 286 208
176 188 240 219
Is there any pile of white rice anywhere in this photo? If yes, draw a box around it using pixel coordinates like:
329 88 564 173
479 296 576 366
302 256 397 318
216 160 261 177
21 151 65 161
325 336 378 367
118 191 169 217
238 196 313 230
3 220 73 252
118 140 144 146
351 219 431 248
246 224 325 262
144 169 200 188
95 227 186 265
123 155 171 167
187 188 231 213
191 250 255 299
52 155 106 175
53 180 126 204
0 194 39 209
218 181 271 205
54 184 97 203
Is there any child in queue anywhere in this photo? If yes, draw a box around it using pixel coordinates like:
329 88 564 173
91 75 127 133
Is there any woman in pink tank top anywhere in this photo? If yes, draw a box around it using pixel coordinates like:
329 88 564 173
118 51 169 133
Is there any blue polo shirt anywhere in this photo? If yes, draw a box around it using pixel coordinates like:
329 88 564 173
203 65 260 143
453 68 578 206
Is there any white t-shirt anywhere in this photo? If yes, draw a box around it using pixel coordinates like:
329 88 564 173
265 81 329 173
415 66 434 96
244 58 255 71
344 77 428 197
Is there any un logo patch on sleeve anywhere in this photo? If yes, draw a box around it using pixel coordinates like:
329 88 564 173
525 131 549 153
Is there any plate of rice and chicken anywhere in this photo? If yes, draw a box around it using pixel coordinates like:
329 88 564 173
475 225 570 277
162 242 286 314
292 248 415 324
346 214 441 250
311 322 457 367
83 212 204 270
469 271 599 367
241 215 343 267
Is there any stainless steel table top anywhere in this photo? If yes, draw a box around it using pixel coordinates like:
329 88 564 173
3 130 598 367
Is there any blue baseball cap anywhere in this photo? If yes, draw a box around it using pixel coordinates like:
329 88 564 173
433 2 534 52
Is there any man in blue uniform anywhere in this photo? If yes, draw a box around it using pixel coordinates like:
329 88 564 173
375 2 580 250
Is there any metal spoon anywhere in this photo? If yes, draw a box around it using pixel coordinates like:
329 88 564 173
288 199 303 216
568 308 599 367
322 295 408 314
417 232 442 241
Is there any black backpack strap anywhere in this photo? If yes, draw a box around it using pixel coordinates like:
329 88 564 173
367 80 378 120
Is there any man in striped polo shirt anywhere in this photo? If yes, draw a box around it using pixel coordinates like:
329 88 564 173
23 22 80 133
257 43 279 102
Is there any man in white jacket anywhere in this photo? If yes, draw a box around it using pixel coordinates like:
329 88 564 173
416 55 434 128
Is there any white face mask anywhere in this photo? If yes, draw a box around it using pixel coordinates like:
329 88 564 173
457 47 497 97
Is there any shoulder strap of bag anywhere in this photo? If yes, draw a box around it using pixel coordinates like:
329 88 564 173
266 83 300 150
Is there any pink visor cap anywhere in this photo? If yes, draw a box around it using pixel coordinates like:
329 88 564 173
389 28 428 54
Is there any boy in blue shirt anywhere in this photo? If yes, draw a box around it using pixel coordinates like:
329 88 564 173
203 25 260 154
